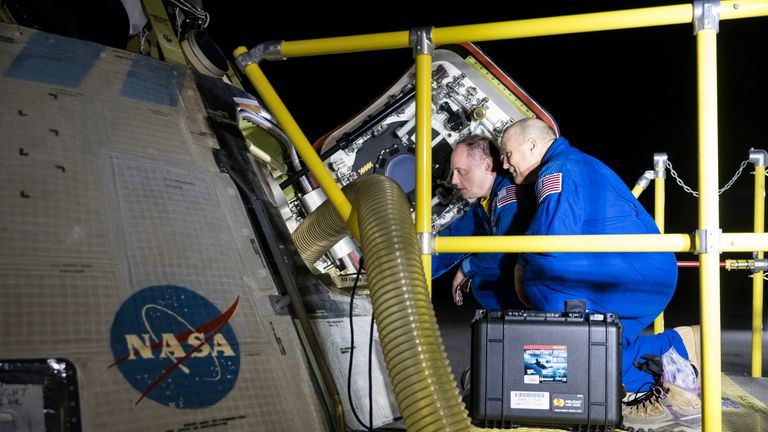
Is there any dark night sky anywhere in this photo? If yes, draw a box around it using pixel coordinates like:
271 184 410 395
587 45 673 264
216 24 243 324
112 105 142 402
205 2 768 328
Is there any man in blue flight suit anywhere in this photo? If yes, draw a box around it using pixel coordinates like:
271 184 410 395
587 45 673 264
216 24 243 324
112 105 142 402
432 134 533 310
499 118 701 428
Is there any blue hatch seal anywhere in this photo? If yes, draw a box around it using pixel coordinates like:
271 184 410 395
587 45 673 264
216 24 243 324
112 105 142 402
109 285 240 409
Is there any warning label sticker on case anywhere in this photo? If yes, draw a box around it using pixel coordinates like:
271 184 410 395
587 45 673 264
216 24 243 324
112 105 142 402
523 344 567 384
510 391 550 410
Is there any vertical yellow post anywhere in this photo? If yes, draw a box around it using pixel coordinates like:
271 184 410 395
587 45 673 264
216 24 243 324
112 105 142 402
412 28 434 294
654 154 668 334
694 2 722 430
751 149 766 377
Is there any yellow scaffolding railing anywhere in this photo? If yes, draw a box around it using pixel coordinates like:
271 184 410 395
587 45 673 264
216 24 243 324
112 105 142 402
414 29 433 294
751 150 766 377
654 153 668 334
236 3 768 431
637 150 768 355
696 23 723 427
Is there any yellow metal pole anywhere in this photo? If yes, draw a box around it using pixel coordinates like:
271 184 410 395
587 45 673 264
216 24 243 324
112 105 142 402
256 3 768 60
233 47 354 232
413 29 433 295
696 22 722 431
436 234 693 253
434 233 766 254
751 151 766 377
631 184 644 198
721 233 768 251
281 31 409 58
654 154 668 334
721 0 768 19
434 5 693 44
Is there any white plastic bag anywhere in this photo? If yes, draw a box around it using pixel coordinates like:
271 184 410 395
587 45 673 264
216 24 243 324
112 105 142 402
662 346 699 393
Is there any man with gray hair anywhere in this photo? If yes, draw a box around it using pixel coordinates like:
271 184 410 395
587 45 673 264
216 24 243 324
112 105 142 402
432 134 533 310
499 118 701 430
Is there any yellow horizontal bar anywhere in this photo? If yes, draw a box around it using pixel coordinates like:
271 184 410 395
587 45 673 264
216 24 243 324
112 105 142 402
721 0 768 20
721 233 768 252
269 3 768 59
436 2 768 45
281 31 409 58
435 234 693 253
434 5 693 44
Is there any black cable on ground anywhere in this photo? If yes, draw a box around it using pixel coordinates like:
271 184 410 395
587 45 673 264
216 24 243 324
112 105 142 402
368 300 375 432
348 257 372 431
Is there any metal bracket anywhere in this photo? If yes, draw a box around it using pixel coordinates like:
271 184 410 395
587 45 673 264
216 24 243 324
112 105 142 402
693 0 720 34
409 27 434 57
417 232 435 255
635 170 654 191
269 294 292 316
236 40 285 71
755 259 768 273
749 148 768 167
653 153 668 178
726 259 768 272
695 228 722 254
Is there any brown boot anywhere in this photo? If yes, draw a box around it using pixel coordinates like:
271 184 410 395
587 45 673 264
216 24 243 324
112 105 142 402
622 355 702 431
622 389 674 432
622 384 702 431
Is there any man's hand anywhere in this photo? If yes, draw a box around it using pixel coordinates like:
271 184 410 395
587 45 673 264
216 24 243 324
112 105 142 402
452 268 471 305
515 263 532 308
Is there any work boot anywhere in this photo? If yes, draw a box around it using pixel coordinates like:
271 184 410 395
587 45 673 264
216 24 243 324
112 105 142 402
665 382 701 417
622 390 674 432
674 325 701 375
622 355 701 432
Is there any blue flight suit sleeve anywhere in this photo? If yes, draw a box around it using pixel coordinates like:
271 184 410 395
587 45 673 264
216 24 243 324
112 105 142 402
431 204 480 279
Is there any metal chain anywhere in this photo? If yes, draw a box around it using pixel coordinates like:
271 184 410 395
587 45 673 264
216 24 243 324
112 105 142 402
665 159 750 198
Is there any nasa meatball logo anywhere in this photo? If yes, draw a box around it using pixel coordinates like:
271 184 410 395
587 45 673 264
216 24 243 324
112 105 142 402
109 285 240 408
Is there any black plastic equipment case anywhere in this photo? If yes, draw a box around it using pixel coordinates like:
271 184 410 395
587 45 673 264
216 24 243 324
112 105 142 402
470 309 623 430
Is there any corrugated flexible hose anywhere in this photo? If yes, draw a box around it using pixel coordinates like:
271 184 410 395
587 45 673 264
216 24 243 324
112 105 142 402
292 175 472 431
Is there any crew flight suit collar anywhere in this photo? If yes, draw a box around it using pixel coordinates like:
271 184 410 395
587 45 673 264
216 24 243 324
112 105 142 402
541 136 571 167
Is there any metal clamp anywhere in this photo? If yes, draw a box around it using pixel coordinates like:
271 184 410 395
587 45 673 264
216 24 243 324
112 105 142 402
695 228 722 254
409 27 434 57
756 259 768 273
236 40 285 71
635 170 655 191
417 232 435 255
749 148 768 167
693 0 720 34
653 153 668 178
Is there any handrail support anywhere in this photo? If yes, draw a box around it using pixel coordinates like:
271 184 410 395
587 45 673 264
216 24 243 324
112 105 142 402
694 0 721 34
409 27 434 56
236 40 285 71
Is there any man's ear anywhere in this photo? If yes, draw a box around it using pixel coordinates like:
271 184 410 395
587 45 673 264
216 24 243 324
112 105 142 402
483 157 492 172
528 137 537 153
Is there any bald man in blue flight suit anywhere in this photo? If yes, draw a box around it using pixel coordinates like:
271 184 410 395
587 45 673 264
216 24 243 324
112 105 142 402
432 134 534 310
499 119 699 403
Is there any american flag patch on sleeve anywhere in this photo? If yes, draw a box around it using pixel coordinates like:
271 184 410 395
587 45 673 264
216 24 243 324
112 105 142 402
496 185 518 207
536 172 562 203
